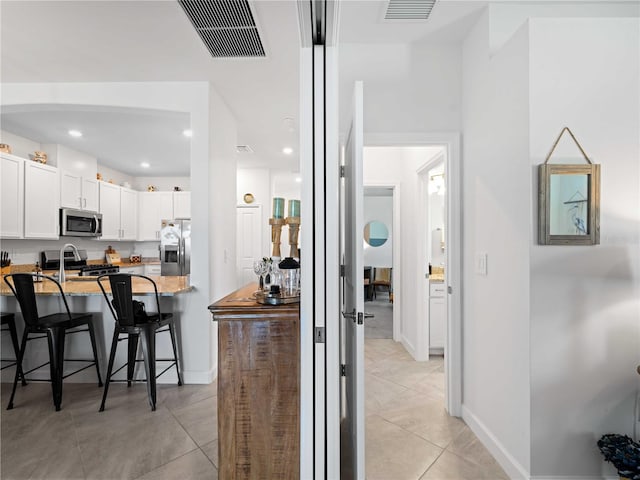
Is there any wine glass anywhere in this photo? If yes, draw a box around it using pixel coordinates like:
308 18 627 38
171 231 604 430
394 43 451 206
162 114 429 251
253 259 266 291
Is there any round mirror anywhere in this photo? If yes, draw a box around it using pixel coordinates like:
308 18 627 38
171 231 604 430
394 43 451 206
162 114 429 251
364 221 389 247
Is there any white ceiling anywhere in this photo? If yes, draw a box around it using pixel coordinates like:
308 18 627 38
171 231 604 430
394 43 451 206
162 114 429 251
0 0 301 175
0 0 491 178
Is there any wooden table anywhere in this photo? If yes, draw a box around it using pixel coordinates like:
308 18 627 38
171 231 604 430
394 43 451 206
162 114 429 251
209 283 300 479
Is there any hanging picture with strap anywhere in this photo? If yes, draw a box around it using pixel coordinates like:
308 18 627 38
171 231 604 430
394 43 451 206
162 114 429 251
538 127 600 245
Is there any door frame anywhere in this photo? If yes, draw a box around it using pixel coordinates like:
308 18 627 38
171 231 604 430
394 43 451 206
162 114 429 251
364 132 462 417
362 182 401 342
417 153 445 361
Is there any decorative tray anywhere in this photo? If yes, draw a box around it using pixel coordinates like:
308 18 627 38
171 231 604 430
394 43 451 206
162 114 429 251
254 291 300 305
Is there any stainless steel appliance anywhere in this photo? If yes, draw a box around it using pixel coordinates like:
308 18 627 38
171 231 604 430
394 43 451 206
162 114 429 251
60 208 102 237
160 219 191 276
78 264 120 276
41 249 88 270
41 250 119 276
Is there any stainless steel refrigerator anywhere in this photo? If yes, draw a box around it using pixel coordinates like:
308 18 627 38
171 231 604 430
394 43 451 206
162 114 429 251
160 219 191 276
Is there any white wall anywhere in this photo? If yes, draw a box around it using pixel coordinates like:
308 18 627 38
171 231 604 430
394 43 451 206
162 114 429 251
461 9 531 477
363 195 392 267
0 129 40 158
133 176 190 192
339 42 461 136
529 18 640 478
95 166 132 189
489 2 640 54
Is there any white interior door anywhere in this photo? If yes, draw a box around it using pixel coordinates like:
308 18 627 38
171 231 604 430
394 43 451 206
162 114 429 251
236 205 263 286
340 81 365 480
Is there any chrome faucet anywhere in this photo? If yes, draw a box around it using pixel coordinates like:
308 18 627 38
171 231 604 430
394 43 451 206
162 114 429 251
59 243 80 283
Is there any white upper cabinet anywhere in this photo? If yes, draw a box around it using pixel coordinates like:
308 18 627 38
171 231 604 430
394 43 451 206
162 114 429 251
173 191 191 219
82 177 99 212
60 170 99 211
99 181 121 240
99 182 138 241
60 170 82 209
120 188 138 240
24 161 59 239
0 153 25 238
138 192 173 241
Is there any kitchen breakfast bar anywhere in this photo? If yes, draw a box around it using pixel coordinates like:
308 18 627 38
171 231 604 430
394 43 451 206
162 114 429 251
0 275 192 385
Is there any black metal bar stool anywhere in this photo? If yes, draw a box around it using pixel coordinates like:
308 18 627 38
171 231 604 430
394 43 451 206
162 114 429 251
4 273 103 411
1 313 26 385
97 273 182 412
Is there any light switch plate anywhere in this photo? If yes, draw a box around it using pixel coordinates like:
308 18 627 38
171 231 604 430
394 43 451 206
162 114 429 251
476 252 488 276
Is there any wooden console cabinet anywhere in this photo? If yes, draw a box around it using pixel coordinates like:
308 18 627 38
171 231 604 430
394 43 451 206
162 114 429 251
208 284 300 479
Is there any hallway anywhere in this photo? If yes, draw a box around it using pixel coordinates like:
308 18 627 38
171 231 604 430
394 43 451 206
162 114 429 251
365 339 508 480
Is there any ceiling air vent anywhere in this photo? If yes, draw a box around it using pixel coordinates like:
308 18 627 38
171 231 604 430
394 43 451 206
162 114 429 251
384 0 436 21
178 0 266 58
236 145 254 153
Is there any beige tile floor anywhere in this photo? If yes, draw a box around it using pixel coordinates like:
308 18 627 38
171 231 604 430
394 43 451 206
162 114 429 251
1 381 219 480
365 338 509 480
0 341 507 480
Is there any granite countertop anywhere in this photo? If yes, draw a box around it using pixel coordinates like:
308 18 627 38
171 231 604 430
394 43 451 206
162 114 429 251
1 275 192 297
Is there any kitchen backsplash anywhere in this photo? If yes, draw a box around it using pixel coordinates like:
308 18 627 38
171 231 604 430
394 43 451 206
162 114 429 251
1 239 161 265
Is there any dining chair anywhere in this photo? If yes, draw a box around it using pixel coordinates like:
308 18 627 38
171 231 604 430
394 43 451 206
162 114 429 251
97 273 182 412
1 313 26 385
4 273 103 411
372 267 392 301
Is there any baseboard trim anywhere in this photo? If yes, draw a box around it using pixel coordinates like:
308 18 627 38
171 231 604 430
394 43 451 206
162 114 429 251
400 335 415 358
531 477 618 480
182 367 217 384
462 405 530 480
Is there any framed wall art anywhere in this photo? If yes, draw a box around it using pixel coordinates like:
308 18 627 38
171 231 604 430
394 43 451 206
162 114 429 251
538 127 600 245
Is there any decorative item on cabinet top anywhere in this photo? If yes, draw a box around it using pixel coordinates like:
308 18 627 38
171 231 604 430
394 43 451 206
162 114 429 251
243 192 255 204
0 144 11 154
147 185 157 192
538 127 600 246
29 151 48 164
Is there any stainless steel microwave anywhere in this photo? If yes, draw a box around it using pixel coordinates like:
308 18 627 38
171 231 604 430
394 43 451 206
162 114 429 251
60 208 102 237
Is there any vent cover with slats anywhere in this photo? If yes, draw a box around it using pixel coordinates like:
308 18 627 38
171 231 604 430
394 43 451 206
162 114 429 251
384 0 436 21
178 0 266 58
236 145 254 153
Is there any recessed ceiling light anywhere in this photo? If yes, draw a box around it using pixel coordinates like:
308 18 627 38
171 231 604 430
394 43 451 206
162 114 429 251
283 147 293 155
68 129 82 137
183 129 193 137
140 162 150 168
295 177 302 183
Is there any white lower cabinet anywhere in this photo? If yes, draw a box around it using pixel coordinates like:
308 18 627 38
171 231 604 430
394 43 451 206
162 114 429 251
429 282 446 352
24 161 60 239
119 265 144 274
144 264 161 276
1 154 24 238
99 182 138 241
138 192 173 241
